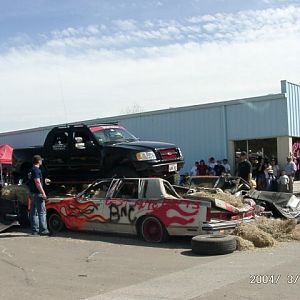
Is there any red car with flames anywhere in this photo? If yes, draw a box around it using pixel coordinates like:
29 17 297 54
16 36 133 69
46 178 253 242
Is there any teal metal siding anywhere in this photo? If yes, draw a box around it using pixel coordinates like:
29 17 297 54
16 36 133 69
226 97 288 140
282 80 300 137
119 107 228 172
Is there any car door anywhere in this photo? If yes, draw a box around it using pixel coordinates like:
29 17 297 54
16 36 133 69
69 127 102 180
100 179 140 234
76 180 112 231
43 128 70 179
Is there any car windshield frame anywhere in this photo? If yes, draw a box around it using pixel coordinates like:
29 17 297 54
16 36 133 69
90 126 138 145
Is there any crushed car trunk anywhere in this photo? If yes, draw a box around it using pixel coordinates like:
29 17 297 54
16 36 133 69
245 190 300 220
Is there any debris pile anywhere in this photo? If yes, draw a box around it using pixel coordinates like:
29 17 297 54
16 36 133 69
187 189 244 208
256 217 300 242
233 222 275 248
233 217 300 250
0 185 30 205
235 236 255 251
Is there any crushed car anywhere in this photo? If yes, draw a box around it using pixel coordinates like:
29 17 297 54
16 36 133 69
45 178 251 242
174 175 300 224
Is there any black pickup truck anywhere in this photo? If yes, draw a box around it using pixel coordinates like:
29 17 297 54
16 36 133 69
12 123 184 184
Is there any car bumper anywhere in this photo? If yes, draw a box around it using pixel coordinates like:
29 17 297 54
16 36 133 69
202 219 255 234
134 160 185 176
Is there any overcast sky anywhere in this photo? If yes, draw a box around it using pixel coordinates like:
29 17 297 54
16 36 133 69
0 0 300 132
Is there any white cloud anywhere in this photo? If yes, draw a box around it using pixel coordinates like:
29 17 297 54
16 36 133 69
0 5 300 132
112 19 137 31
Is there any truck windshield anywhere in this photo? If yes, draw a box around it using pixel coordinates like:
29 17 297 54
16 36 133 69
91 127 138 144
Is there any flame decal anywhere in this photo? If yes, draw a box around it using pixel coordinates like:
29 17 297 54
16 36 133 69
47 197 107 229
148 201 200 226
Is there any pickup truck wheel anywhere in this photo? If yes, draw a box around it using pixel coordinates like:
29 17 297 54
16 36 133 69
47 213 64 233
110 166 139 178
167 173 180 185
140 216 167 243
191 235 236 255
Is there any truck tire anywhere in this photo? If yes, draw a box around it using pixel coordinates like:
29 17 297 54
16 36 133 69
167 173 180 185
139 216 167 243
47 212 64 233
191 235 236 255
110 166 139 178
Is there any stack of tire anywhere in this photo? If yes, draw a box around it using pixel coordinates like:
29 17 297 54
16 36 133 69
191 235 236 255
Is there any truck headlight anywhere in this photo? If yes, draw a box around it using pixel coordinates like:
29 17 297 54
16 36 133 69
136 151 156 161
178 147 183 157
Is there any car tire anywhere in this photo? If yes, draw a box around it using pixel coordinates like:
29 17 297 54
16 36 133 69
191 234 236 255
110 166 139 178
140 216 167 243
47 212 64 233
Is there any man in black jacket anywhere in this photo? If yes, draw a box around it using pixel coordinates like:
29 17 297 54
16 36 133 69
237 152 252 183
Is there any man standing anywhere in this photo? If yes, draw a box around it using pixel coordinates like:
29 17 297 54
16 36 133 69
237 152 252 183
284 156 297 193
28 155 49 235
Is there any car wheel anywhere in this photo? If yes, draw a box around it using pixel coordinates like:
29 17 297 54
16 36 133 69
140 216 167 243
191 234 236 255
110 166 139 178
47 212 64 233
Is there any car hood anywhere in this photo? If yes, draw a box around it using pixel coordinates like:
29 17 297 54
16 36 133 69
111 140 177 151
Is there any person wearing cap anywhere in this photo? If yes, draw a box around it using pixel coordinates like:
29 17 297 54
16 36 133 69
237 152 252 183
28 155 50 235
284 156 297 193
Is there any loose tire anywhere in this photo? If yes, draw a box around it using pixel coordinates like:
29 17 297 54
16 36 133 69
47 212 64 233
140 216 167 243
191 234 236 255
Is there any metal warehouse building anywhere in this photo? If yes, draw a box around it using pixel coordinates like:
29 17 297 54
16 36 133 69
1 80 300 173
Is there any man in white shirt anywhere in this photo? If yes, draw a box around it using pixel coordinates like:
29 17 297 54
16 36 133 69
284 156 297 193
190 161 199 176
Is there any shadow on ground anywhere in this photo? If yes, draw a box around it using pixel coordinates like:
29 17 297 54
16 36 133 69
1 225 192 250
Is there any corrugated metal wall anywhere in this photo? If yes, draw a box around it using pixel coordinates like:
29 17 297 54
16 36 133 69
226 96 288 140
281 80 300 137
0 90 291 173
0 128 50 148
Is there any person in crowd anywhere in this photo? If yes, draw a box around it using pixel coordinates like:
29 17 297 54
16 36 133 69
179 173 189 186
208 157 216 176
222 159 231 174
264 161 275 191
284 156 297 193
28 155 50 236
277 170 289 192
256 157 266 190
190 161 199 176
251 159 259 180
237 152 252 183
197 160 207 176
214 160 225 176
296 157 300 180
271 158 280 178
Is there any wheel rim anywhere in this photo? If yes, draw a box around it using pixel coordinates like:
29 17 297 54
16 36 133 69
48 214 63 233
142 217 163 242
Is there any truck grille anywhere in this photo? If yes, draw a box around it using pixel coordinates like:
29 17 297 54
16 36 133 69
158 148 179 161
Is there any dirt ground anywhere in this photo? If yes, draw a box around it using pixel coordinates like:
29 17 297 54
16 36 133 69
1 226 300 300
